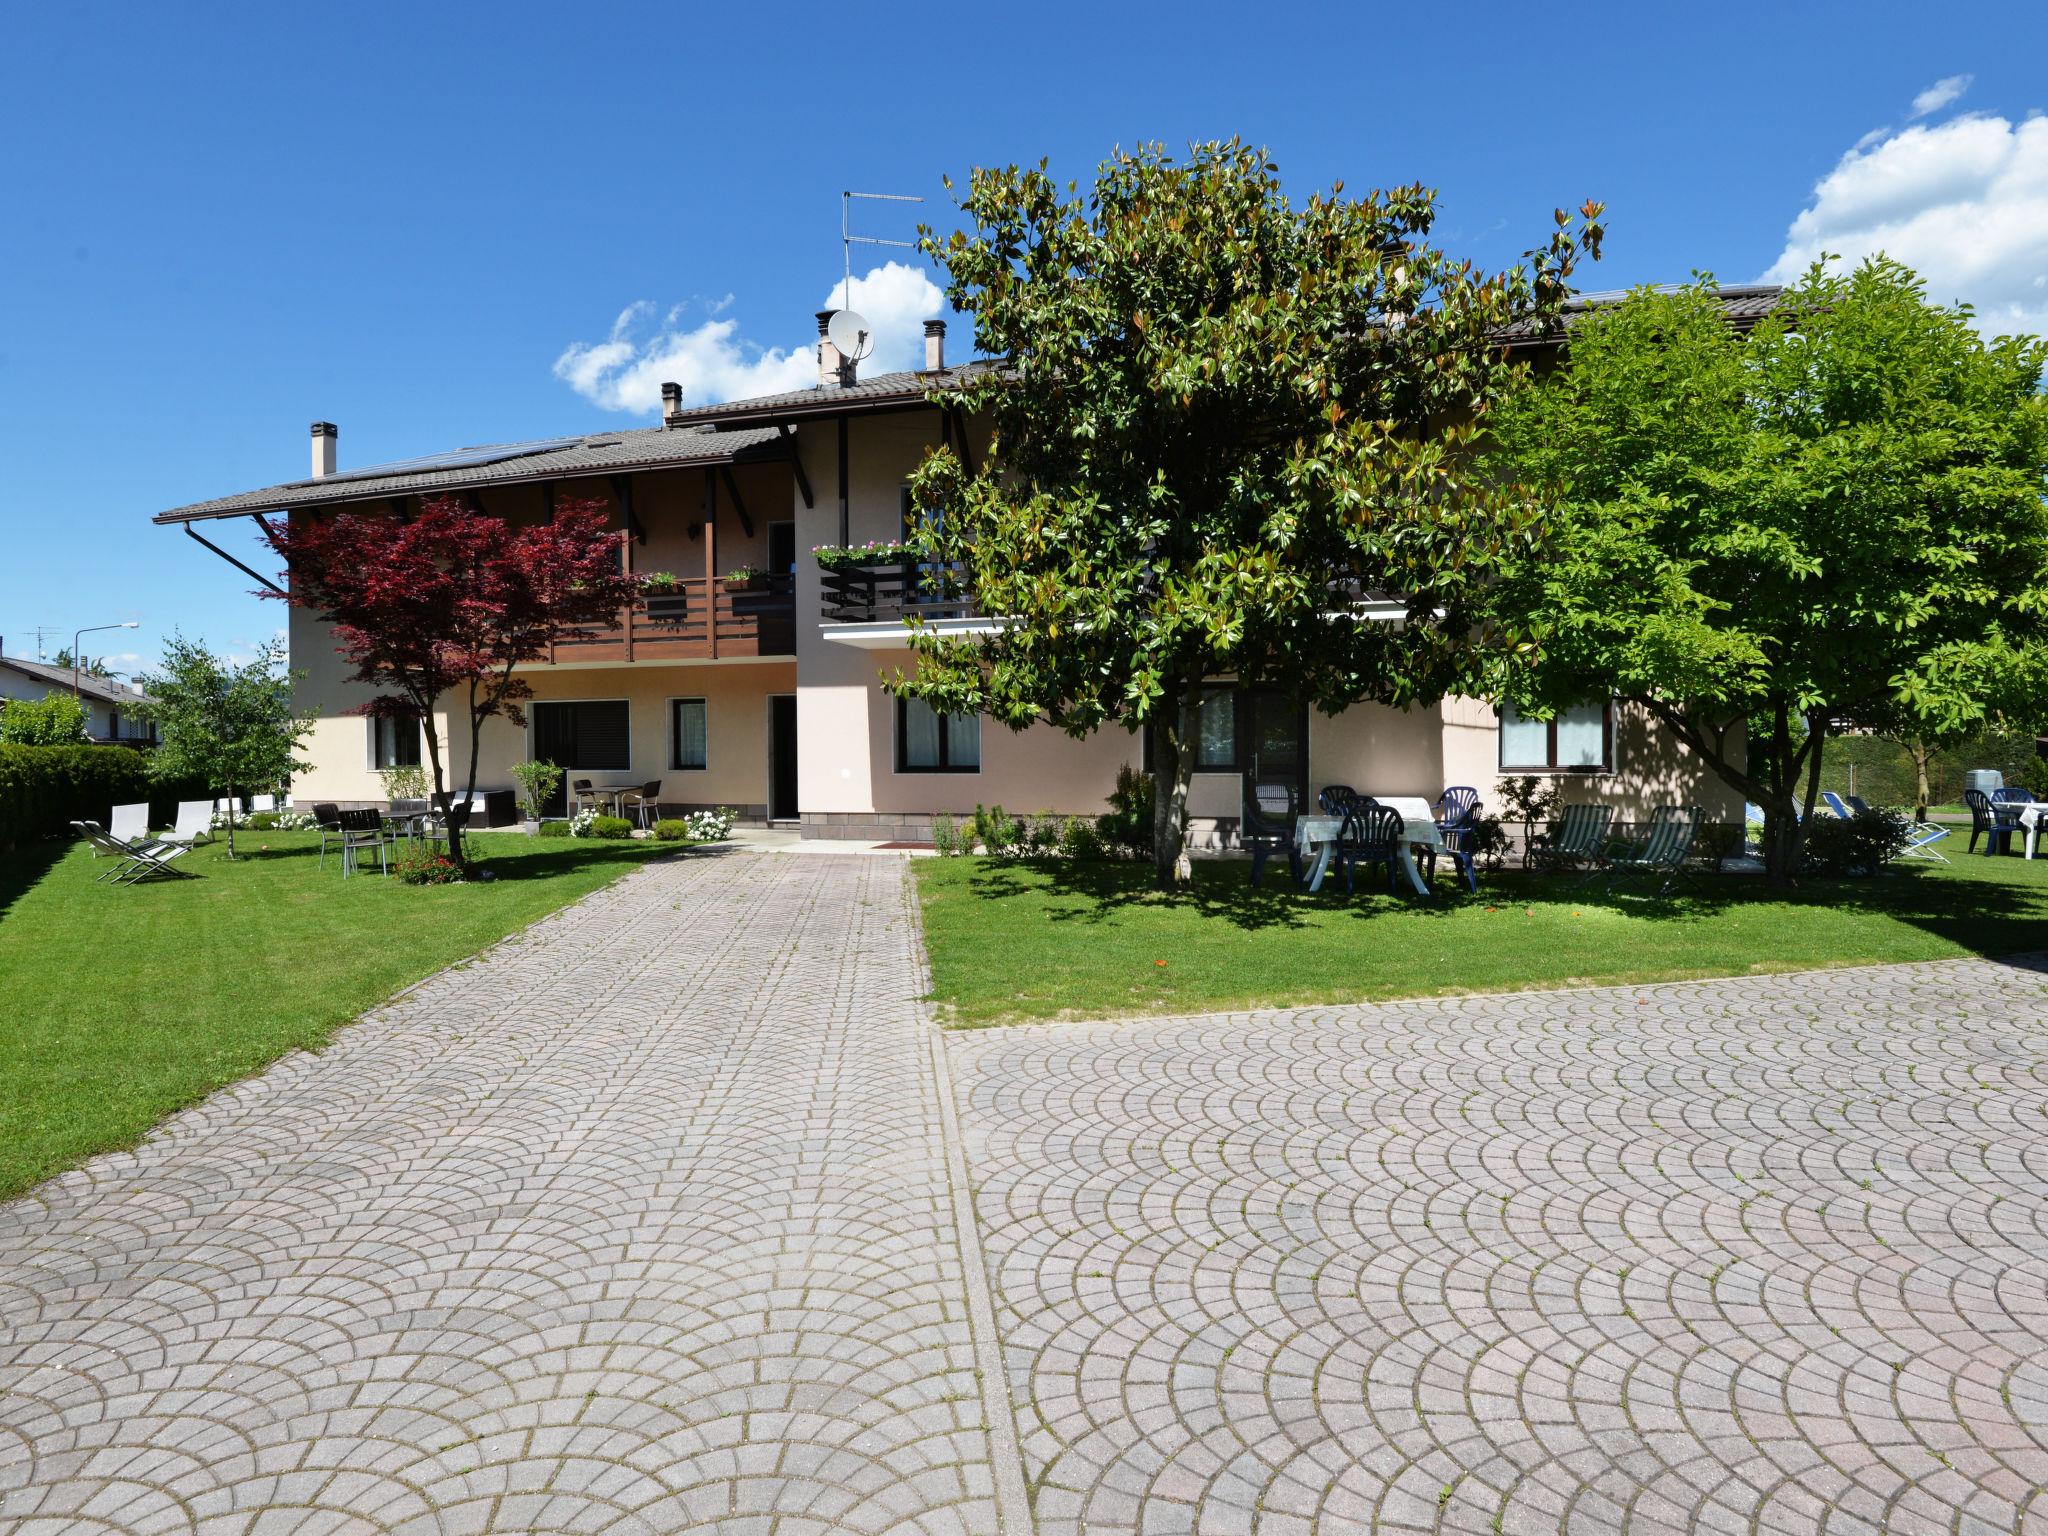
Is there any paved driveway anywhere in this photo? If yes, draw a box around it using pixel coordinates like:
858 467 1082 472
3 852 2045 1535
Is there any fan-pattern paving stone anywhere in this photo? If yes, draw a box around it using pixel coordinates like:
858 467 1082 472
950 955 2048 1535
0 851 1003 1535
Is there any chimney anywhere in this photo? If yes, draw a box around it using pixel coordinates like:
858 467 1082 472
310 421 337 478
816 309 843 388
923 318 946 373
660 381 681 422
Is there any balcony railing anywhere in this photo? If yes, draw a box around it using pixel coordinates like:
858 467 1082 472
820 560 979 625
543 574 795 664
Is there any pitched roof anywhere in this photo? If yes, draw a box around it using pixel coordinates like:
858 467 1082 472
661 358 1004 428
0 655 153 708
1499 282 1785 344
152 423 792 525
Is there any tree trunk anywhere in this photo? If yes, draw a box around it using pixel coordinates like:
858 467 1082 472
421 711 459 868
222 784 239 860
1149 692 1199 890
1910 737 1932 819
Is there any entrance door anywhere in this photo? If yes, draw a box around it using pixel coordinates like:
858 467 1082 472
1243 690 1308 814
768 695 799 821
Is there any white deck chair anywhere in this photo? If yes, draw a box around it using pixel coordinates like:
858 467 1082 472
72 821 194 884
161 800 214 846
249 794 277 814
109 803 151 844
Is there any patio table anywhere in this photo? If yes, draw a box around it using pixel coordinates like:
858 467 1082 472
1295 796 1447 896
584 784 641 817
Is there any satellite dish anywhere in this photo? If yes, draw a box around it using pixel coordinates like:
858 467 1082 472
826 308 875 364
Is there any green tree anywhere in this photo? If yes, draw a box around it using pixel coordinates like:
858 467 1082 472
49 648 114 680
900 140 1602 886
137 635 312 857
0 693 91 745
1480 260 2048 883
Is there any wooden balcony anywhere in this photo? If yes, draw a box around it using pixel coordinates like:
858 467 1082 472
541 575 795 665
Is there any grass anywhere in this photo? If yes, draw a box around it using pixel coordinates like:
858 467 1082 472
0 828 679 1202
914 849 2048 1027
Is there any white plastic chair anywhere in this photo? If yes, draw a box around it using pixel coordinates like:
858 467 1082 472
109 803 151 844
161 800 214 846
249 794 277 814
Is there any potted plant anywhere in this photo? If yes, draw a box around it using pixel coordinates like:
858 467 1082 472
639 570 682 594
508 758 565 833
723 564 768 593
812 540 917 572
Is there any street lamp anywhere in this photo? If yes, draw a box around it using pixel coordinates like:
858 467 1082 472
72 622 139 700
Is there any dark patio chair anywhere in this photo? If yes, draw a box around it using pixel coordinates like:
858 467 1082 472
336 807 392 879
1242 781 1302 888
1963 789 2020 855
312 802 344 869
1428 795 1482 893
1435 786 1480 829
1318 784 1359 816
570 778 598 815
1333 803 1404 897
622 780 664 829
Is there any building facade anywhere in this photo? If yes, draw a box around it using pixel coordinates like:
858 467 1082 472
156 301 1771 841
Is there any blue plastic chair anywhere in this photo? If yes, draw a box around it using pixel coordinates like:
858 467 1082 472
1436 786 1480 828
1334 803 1404 896
1964 790 2019 855
1318 784 1359 816
1243 781 1303 888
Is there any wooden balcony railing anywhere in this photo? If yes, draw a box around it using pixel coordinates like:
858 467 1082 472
543 575 795 664
819 560 979 625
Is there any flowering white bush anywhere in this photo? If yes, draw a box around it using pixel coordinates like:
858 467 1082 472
566 807 599 837
272 810 317 830
684 808 736 840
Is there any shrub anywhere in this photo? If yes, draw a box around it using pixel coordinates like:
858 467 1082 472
1058 815 1105 860
1696 820 1747 871
394 843 463 884
537 819 571 837
1095 764 1154 859
1803 807 1911 877
1466 813 1511 872
0 742 183 848
0 693 90 745
1023 812 1063 855
245 811 281 830
653 818 689 841
508 759 564 822
972 803 1019 856
378 763 430 802
684 807 737 840
566 808 599 837
588 815 634 840
930 814 960 855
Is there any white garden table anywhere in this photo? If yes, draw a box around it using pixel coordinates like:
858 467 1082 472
1295 796 1447 895
2013 800 2043 859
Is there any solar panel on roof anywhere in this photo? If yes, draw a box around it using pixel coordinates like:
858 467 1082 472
281 436 588 489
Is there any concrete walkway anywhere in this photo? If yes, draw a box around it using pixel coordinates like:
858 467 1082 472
3 852 2046 1534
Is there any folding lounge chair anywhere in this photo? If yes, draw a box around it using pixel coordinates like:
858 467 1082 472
1819 790 1854 819
1605 806 1701 896
109 802 151 845
1525 803 1614 874
1898 820 1951 864
71 821 194 884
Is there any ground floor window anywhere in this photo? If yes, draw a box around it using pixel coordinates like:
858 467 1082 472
530 699 630 772
1499 700 1612 772
370 715 421 769
898 697 980 772
670 697 707 770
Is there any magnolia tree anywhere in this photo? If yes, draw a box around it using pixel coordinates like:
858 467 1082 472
264 495 640 867
898 140 1602 886
138 634 312 858
1479 260 2048 883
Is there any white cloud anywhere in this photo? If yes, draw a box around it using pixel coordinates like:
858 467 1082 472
554 261 946 415
1910 74 1973 119
1764 111 2048 339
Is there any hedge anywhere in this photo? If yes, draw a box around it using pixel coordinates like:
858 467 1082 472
0 744 205 849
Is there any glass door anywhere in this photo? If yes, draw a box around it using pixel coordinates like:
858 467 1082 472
1243 690 1308 815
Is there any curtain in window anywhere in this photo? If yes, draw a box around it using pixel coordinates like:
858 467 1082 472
673 699 707 769
904 698 943 768
1554 704 1606 768
945 712 980 768
1197 691 1236 769
1498 703 1549 768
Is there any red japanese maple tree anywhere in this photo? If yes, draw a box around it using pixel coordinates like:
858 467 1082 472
264 494 639 866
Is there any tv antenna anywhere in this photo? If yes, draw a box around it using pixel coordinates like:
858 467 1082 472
840 189 923 309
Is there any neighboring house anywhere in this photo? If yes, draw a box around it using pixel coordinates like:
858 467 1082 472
152 290 1782 838
0 651 157 746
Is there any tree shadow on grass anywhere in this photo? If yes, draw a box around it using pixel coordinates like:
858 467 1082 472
960 855 2048 956
0 839 75 925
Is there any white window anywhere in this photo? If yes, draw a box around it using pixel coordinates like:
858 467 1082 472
898 697 980 772
1499 700 1612 772
671 698 708 771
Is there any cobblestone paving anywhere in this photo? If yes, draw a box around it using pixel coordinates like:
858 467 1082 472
951 957 2048 1536
0 853 1007 1535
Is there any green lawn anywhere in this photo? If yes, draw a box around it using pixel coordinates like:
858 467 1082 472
0 829 676 1201
914 850 2048 1026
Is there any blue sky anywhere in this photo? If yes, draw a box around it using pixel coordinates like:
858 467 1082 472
3 1 2043 678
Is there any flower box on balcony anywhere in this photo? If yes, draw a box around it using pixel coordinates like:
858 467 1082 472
722 569 770 594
